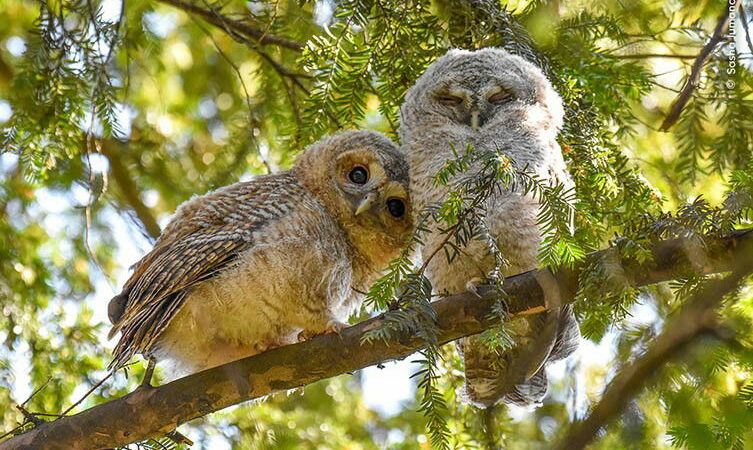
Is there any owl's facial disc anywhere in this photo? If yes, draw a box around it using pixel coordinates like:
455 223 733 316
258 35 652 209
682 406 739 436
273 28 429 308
333 150 411 235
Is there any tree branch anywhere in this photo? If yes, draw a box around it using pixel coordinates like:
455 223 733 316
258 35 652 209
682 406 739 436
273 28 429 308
659 2 739 131
739 5 753 57
611 53 698 60
99 140 162 240
1 229 751 449
162 0 313 99
154 0 305 52
158 0 345 130
555 236 753 450
0 53 13 86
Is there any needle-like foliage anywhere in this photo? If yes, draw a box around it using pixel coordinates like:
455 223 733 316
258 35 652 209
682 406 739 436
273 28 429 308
1 0 753 448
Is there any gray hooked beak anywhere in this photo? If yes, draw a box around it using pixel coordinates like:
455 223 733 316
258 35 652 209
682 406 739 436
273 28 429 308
470 109 480 130
355 191 378 216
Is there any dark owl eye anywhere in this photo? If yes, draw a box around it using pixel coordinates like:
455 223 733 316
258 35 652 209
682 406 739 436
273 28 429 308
348 166 369 184
386 198 406 218
438 95 463 106
488 90 513 104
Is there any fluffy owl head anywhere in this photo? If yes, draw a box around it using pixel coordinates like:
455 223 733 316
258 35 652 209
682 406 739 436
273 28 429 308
399 48 564 137
295 130 412 241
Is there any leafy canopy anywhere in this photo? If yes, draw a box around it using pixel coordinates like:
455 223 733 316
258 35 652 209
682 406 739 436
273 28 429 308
1 0 752 448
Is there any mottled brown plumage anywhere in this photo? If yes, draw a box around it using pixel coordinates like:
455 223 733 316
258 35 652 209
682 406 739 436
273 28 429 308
108 130 412 375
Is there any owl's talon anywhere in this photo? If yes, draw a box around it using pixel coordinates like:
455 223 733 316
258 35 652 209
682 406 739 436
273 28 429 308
325 320 348 335
467 277 484 299
298 321 349 342
255 341 281 353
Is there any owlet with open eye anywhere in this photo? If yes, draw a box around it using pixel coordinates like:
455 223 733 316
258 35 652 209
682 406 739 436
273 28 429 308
107 130 412 376
400 48 580 407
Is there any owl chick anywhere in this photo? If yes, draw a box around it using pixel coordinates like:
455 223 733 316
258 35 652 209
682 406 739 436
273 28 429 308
400 48 580 407
107 130 412 376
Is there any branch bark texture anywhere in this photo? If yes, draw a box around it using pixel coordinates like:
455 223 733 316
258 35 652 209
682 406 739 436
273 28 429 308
556 235 753 450
2 229 751 449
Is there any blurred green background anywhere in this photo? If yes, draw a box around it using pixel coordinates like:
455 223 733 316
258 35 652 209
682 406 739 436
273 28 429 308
1 0 752 448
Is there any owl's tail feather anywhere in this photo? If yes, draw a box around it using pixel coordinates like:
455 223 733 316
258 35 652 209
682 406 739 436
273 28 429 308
461 306 581 408
502 369 548 407
499 307 580 406
549 305 581 362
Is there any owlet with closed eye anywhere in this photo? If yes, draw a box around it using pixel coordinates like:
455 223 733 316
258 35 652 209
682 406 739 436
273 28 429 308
400 48 580 407
107 130 412 375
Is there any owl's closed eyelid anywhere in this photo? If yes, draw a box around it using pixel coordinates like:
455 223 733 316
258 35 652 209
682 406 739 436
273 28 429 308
434 84 468 96
436 93 464 106
488 89 514 104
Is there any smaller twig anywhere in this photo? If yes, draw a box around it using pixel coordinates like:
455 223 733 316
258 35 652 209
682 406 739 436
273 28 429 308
351 286 368 296
630 112 661 132
140 359 156 388
194 0 314 96
739 6 753 56
60 369 118 417
188 14 273 173
22 413 65 418
253 45 312 88
0 423 26 441
83 122 116 291
649 66 689 78
602 38 656 54
104 0 126 65
419 223 460 274
649 80 682 93
3 358 50 436
144 438 170 450
19 378 51 407
611 53 697 59
14 406 44 427
258 0 281 46
660 3 740 131
192 0 341 131
154 0 304 51
165 430 194 446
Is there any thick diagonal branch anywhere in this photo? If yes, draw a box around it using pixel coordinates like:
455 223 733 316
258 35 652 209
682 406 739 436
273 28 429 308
555 246 753 450
659 3 739 131
155 0 304 51
1 229 751 449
